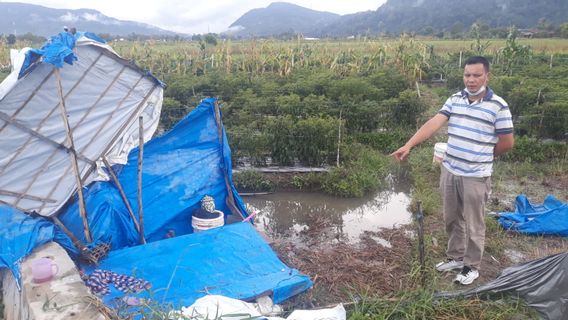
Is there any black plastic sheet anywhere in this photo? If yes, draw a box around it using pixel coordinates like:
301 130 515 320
436 252 568 319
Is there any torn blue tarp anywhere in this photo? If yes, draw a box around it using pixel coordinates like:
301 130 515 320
0 206 77 288
498 194 568 236
58 98 249 249
82 222 312 311
19 31 78 77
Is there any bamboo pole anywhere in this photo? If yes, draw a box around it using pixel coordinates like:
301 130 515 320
0 69 55 137
50 216 97 264
3 55 105 210
38 73 144 213
51 216 88 252
137 116 146 244
0 190 56 203
102 157 142 239
54 68 92 243
0 111 95 166
75 84 157 192
0 53 103 178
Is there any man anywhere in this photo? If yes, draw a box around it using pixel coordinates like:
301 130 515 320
391 56 514 285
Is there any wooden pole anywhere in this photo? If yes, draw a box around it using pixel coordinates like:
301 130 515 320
415 81 421 97
51 216 89 254
102 157 142 239
0 190 56 203
54 68 92 243
416 201 426 286
137 116 146 244
336 110 342 168
537 89 544 135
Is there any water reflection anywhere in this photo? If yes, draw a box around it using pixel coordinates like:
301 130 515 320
244 173 412 243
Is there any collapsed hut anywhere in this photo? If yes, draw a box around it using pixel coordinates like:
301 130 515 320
0 31 311 318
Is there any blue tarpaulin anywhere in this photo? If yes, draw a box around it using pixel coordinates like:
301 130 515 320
83 222 312 309
498 194 568 236
0 206 76 287
59 98 250 248
0 97 312 305
19 31 78 78
58 97 312 306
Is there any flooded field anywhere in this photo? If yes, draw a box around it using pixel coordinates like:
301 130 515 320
244 174 413 244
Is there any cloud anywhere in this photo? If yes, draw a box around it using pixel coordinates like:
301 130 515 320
59 12 78 22
18 0 386 35
140 0 252 34
82 13 100 21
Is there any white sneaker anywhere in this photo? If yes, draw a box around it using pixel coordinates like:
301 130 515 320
435 259 464 272
453 266 479 285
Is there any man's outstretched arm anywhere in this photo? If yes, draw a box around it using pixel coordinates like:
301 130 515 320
391 113 448 161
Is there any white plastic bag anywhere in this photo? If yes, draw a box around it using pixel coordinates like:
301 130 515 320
285 304 346 320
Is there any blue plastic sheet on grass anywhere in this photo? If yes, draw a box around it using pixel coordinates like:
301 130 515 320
0 206 77 288
82 222 313 310
498 194 568 236
58 98 249 249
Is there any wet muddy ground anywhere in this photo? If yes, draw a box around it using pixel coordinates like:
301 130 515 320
250 170 568 308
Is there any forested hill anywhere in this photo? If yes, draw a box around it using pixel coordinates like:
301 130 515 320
322 0 568 36
230 0 568 38
0 2 177 37
229 2 340 37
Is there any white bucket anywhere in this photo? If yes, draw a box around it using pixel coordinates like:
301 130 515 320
192 210 225 232
433 142 447 164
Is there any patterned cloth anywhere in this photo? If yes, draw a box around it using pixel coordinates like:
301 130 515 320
84 269 151 295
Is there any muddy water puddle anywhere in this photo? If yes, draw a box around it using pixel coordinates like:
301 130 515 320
244 174 412 244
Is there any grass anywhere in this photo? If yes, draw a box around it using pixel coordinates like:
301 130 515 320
345 264 538 320
484 216 508 259
404 146 442 215
347 292 537 320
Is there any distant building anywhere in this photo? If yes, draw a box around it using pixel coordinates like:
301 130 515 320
518 28 538 38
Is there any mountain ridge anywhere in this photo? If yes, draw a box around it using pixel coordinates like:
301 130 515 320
228 2 340 37
230 0 568 38
0 2 179 37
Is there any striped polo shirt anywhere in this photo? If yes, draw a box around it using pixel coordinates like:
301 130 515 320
438 88 513 177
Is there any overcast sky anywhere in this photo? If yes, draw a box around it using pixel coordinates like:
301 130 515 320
14 0 387 34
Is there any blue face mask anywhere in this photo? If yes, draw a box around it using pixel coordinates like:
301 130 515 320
464 85 486 96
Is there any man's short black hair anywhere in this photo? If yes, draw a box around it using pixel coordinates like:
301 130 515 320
464 56 490 72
